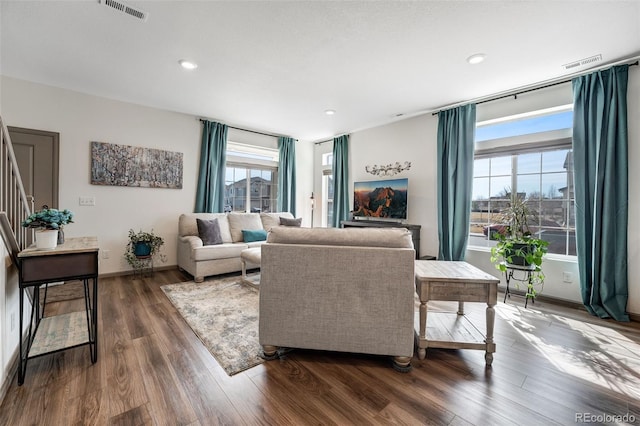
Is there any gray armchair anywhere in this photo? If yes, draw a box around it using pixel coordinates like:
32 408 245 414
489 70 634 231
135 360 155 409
259 226 416 371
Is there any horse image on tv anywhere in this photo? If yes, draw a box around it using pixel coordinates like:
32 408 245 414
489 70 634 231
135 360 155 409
353 178 408 220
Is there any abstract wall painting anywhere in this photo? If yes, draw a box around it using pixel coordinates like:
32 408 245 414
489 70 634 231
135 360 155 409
91 141 183 189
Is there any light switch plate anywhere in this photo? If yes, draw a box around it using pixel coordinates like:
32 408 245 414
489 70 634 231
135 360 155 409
79 196 95 206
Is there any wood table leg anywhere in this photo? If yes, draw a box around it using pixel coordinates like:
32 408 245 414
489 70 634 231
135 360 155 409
485 303 496 366
418 301 427 360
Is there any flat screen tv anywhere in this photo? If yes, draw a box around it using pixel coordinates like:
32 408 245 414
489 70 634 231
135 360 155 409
353 178 408 222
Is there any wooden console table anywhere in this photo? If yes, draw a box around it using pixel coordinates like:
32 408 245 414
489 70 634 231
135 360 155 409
341 220 421 258
414 260 499 366
17 236 99 385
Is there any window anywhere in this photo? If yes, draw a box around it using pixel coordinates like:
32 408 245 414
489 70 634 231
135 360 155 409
469 106 576 256
225 142 278 213
321 152 333 227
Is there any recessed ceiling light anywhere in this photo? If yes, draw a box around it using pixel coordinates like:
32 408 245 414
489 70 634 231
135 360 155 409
466 53 486 65
179 59 198 70
324 109 336 115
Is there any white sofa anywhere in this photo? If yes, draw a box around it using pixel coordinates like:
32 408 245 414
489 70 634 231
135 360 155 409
177 212 294 282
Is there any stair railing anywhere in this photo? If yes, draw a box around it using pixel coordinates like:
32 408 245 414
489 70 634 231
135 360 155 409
0 114 33 258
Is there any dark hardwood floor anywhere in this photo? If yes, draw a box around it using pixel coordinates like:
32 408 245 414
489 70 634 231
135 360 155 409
1 269 639 425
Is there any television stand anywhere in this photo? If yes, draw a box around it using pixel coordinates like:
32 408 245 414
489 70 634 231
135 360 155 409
340 220 421 259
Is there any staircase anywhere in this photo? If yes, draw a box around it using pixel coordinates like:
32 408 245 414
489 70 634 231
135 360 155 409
0 114 33 261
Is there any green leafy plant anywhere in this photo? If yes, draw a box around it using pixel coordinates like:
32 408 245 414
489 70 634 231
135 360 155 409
124 229 166 269
22 206 74 230
489 191 548 298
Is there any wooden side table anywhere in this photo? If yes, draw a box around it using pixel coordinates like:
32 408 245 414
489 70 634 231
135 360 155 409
17 236 99 385
414 260 499 366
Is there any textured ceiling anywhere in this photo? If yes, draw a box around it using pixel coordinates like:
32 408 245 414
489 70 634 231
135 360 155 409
1 1 639 142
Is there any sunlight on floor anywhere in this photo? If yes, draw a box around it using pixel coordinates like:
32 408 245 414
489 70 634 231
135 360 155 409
497 303 640 399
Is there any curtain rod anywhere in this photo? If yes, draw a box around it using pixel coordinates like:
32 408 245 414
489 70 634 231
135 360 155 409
314 132 349 145
431 59 639 116
198 118 284 139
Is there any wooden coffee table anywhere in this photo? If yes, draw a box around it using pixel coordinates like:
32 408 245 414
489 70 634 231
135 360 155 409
414 260 499 366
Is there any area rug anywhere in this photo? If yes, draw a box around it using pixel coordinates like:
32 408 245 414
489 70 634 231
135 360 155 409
160 275 263 376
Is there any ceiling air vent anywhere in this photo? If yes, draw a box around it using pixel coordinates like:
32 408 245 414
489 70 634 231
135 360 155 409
99 0 148 22
563 54 602 70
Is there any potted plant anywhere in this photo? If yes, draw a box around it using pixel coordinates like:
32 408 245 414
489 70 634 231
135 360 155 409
124 229 166 270
489 191 548 299
22 205 74 249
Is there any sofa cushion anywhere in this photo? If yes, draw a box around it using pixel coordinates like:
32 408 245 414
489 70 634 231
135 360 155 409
192 243 248 261
228 213 264 242
260 212 294 231
196 218 223 245
242 229 268 243
266 226 414 249
179 213 232 243
279 216 302 227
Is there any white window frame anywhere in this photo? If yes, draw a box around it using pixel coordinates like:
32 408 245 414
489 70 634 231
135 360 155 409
469 105 576 258
225 141 279 213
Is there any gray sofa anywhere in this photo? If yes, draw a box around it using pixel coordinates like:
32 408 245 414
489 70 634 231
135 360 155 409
259 226 416 371
177 212 293 282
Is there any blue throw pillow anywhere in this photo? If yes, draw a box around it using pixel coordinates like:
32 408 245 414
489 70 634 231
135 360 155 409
242 229 267 243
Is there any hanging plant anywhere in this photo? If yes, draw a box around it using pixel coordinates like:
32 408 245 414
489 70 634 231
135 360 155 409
124 229 166 269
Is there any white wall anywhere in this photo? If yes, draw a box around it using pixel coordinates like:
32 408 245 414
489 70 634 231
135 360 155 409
350 115 439 258
0 248 19 394
347 70 639 316
296 140 314 227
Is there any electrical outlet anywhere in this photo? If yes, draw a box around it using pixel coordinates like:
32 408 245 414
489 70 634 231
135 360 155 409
79 196 96 206
10 312 15 331
102 249 110 259
562 272 573 283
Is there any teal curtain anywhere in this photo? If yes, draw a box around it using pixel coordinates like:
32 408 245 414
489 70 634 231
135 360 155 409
332 135 349 228
277 136 297 215
437 104 476 261
572 64 629 322
195 120 228 213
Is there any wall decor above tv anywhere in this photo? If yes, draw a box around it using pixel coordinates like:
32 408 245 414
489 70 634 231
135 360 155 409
353 178 408 222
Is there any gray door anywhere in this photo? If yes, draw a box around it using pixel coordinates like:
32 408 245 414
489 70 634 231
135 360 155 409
8 126 59 212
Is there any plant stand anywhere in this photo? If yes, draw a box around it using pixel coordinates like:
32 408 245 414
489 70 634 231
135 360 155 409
133 255 153 279
502 262 538 308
